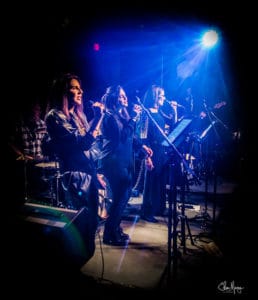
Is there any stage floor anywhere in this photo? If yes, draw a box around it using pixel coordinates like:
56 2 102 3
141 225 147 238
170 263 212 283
9 176 248 297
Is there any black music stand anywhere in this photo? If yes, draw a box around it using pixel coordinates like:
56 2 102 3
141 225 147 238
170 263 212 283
162 119 197 282
137 99 199 284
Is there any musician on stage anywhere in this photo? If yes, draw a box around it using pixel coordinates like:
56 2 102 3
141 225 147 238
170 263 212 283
138 84 175 222
44 72 106 263
8 100 48 201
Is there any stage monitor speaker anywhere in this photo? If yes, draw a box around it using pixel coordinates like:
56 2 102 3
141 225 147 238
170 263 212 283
21 202 83 229
18 202 96 268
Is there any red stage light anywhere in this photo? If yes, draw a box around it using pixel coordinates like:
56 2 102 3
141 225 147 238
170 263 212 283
93 43 100 51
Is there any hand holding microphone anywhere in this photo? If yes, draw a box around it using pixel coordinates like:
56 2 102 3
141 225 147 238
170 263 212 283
89 100 105 138
90 100 105 117
133 103 142 115
131 101 142 122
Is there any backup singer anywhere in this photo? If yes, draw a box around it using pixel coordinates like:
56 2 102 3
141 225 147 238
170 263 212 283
138 85 176 222
44 73 105 262
99 85 153 246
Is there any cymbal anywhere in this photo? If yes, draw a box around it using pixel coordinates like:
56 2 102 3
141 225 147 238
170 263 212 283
35 161 58 169
16 155 34 161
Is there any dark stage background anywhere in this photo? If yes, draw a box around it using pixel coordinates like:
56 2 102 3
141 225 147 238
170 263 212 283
7 3 252 296
9 5 250 126
9 5 251 180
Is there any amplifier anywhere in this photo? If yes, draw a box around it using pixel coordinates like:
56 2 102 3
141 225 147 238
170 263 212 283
21 202 83 229
18 202 96 267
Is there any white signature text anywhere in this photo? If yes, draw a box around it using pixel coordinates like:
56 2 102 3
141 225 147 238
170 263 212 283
217 280 244 294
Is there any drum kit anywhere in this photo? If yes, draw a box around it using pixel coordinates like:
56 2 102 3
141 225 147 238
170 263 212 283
34 160 63 206
20 157 62 207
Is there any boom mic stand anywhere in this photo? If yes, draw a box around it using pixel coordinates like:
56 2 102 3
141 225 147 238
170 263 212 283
136 97 199 283
197 101 227 233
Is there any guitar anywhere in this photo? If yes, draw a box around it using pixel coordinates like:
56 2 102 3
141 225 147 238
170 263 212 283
213 101 226 109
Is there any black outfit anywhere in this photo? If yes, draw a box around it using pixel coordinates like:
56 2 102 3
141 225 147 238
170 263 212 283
44 108 100 263
159 100 178 132
139 109 171 222
99 109 144 245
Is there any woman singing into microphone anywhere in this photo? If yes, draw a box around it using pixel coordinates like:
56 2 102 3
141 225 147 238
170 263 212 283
44 73 105 263
98 85 153 246
138 84 177 222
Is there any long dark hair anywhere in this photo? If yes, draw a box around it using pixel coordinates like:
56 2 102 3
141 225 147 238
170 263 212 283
101 85 131 121
101 85 123 109
143 84 164 109
48 72 87 127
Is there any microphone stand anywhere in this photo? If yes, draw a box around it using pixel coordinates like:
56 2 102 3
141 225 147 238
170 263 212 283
210 111 228 129
200 101 225 233
136 97 195 178
203 101 221 142
137 97 198 284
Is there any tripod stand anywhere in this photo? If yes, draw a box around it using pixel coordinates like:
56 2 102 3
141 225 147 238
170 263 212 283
166 154 196 282
177 165 195 253
196 143 219 233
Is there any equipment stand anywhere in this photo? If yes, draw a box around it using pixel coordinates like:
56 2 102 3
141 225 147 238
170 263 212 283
49 161 62 207
137 98 199 285
193 101 226 232
177 167 195 253
166 160 178 283
200 153 213 230
166 157 195 285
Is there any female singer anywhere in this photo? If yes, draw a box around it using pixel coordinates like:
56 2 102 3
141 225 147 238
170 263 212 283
44 72 105 262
